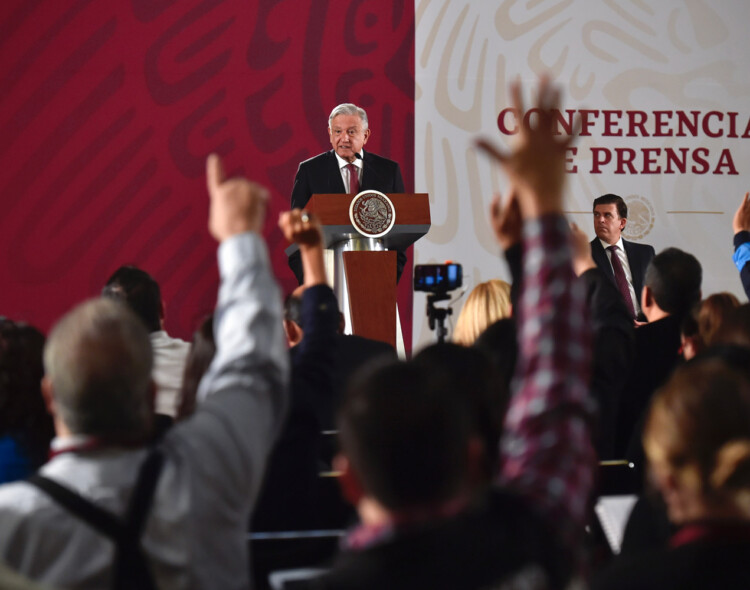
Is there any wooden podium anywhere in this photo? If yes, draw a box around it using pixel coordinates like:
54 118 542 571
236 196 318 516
286 193 430 348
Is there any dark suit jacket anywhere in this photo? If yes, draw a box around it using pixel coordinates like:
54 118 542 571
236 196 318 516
289 332 397 432
616 314 682 458
580 267 635 459
252 284 339 532
590 238 655 314
288 150 406 284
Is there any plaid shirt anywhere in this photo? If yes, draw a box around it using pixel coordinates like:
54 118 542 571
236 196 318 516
498 215 595 552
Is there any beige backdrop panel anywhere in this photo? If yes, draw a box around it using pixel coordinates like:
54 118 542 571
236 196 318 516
414 0 750 351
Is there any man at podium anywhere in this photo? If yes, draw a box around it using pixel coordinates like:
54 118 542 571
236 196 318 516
288 103 406 284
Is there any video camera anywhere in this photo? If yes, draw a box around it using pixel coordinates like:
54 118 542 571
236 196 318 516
413 263 462 294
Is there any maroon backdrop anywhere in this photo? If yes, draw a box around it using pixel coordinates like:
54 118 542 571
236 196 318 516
0 0 415 348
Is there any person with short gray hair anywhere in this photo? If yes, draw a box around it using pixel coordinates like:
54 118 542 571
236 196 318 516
0 154 289 589
288 102 406 284
43 298 154 440
328 103 368 129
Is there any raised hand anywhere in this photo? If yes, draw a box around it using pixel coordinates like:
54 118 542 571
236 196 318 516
476 77 574 219
206 153 268 241
278 209 327 286
278 209 324 249
733 192 750 234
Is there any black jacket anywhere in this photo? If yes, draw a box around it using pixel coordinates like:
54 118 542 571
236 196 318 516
288 150 406 284
590 237 655 313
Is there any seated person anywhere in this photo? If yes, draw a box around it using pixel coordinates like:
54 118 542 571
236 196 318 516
0 155 288 588
593 349 750 589
681 293 740 361
0 320 54 483
102 266 190 420
699 292 741 347
283 289 397 432
453 279 512 346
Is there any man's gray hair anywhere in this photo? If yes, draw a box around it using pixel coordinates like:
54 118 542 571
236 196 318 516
328 103 369 130
44 298 154 438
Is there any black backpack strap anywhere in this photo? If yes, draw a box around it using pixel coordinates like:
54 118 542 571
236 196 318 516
27 473 122 538
122 448 165 540
115 449 165 590
28 448 165 590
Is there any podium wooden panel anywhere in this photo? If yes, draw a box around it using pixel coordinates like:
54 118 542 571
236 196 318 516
343 250 397 346
285 193 430 348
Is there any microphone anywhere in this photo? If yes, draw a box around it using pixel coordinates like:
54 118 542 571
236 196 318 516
354 152 362 160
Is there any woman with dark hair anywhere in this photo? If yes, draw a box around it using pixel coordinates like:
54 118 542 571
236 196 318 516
698 292 740 349
0 319 54 482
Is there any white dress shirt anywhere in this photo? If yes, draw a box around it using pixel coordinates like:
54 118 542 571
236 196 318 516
334 151 363 193
150 330 191 417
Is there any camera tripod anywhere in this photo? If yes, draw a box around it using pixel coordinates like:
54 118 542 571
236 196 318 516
425 292 453 344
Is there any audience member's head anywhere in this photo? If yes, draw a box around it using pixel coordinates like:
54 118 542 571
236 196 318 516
715 303 750 349
102 265 163 333
0 319 54 472
177 315 216 421
641 248 702 321
43 298 154 440
283 286 345 348
699 292 741 347
643 352 750 524
337 359 473 513
413 343 507 481
473 318 518 393
453 279 512 346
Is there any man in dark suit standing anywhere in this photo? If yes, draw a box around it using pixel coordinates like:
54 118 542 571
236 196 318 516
590 194 655 321
288 103 405 284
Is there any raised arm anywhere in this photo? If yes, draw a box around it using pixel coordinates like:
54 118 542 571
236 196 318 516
732 192 750 300
278 209 339 428
186 154 289 497
279 210 328 288
477 78 595 542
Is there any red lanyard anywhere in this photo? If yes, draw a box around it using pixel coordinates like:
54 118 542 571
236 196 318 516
49 437 147 460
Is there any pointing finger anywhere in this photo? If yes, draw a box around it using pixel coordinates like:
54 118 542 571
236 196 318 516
206 153 225 194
